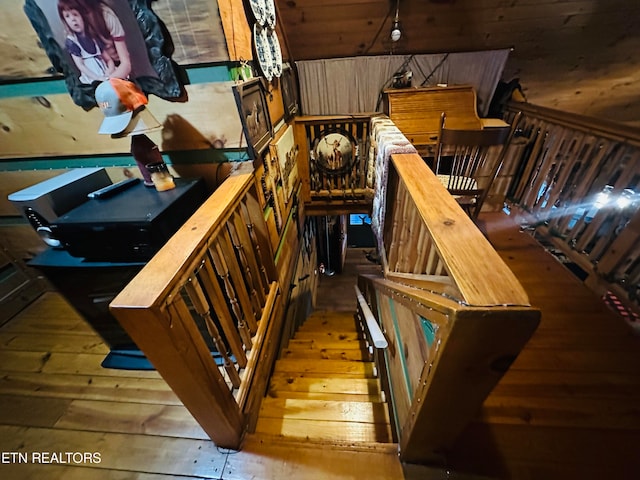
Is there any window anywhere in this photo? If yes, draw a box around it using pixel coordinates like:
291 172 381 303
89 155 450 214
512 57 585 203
349 214 371 226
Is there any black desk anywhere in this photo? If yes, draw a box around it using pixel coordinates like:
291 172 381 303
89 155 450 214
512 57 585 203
29 249 144 352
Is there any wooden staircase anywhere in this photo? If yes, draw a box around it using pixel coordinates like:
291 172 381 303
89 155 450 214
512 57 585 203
255 310 394 445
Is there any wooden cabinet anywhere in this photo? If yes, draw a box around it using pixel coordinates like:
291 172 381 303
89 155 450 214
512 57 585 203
382 85 483 154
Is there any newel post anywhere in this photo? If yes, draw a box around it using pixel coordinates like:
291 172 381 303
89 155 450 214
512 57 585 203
111 294 245 449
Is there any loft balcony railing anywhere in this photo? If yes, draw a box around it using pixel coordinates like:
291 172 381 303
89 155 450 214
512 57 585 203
502 102 640 313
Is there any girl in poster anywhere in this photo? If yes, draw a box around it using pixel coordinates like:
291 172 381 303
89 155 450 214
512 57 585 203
58 0 116 83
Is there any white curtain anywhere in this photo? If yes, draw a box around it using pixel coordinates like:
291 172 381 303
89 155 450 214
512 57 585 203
296 50 510 117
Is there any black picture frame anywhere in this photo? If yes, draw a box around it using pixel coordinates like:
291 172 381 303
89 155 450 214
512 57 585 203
24 0 183 110
280 62 299 120
233 78 273 159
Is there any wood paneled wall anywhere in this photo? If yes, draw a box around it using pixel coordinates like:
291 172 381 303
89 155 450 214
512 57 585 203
0 82 244 159
274 0 640 127
0 0 265 275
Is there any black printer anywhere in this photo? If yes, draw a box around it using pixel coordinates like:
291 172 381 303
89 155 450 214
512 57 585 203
51 177 207 262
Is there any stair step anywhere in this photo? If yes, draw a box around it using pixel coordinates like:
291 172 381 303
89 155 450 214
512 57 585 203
269 375 382 395
255 416 393 444
260 397 391 424
281 346 370 361
306 309 355 317
293 330 363 341
302 314 357 322
256 398 393 443
299 313 359 323
273 358 376 378
303 312 356 325
266 389 383 403
287 338 367 351
299 316 360 330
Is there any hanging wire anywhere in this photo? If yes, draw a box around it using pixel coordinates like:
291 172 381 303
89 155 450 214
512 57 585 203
361 1 396 55
390 0 401 42
375 54 415 111
420 53 450 86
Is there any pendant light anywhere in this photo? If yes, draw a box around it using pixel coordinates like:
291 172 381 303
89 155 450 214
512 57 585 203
390 0 402 42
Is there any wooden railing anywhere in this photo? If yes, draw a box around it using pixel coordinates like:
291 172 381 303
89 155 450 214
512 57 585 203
503 102 640 312
106 108 549 458
359 151 540 463
293 115 374 214
110 171 282 449
355 284 388 349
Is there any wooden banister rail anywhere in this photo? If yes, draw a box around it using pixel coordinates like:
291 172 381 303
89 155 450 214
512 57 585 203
365 143 540 463
506 101 640 146
110 172 281 449
383 153 530 306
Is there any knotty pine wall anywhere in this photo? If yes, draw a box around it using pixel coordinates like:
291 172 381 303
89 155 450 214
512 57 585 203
0 0 288 266
275 0 640 127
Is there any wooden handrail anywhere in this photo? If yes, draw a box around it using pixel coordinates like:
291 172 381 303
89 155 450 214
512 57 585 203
384 153 530 306
366 118 540 463
110 170 280 449
507 101 640 146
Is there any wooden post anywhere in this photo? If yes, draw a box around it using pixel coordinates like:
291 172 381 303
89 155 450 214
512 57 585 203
400 308 540 464
111 301 245 449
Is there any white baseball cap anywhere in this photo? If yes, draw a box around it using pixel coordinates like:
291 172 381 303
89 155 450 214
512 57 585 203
95 79 149 135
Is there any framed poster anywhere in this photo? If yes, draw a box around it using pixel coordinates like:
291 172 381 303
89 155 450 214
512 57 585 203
233 78 273 158
270 124 298 203
263 150 283 233
280 62 299 119
24 0 183 110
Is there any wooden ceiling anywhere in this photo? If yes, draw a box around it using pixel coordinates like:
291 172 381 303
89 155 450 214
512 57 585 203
274 0 640 127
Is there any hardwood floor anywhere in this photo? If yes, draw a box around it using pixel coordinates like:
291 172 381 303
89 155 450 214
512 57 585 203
446 212 640 479
314 247 382 312
1 212 639 479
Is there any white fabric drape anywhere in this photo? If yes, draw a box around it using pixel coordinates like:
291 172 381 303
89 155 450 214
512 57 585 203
296 50 510 117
